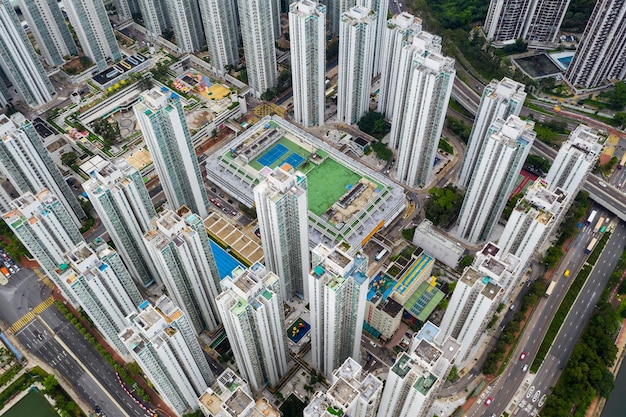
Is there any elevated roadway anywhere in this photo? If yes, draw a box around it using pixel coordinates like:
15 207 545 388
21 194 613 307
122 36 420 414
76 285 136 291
451 79 626 220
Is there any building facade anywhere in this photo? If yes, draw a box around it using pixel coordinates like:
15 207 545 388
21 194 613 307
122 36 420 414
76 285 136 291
216 263 288 392
326 0 356 37
457 116 535 244
498 181 567 266
289 1 326 127
198 0 240 75
565 0 626 89
134 88 209 218
83 159 159 287
377 12 423 118
165 0 205 53
2 190 83 304
17 0 78 67
337 5 377 124
237 0 278 97
64 0 122 71
144 207 222 334
484 0 571 46
62 242 143 356
389 32 455 188
0 0 55 107
120 296 215 416
253 166 309 301
304 357 382 417
377 322 459 417
0 113 86 227
137 0 169 38
545 124 602 198
458 77 526 188
309 244 368 379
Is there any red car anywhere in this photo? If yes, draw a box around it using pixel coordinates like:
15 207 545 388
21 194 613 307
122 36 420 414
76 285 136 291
484 397 493 406
519 352 527 361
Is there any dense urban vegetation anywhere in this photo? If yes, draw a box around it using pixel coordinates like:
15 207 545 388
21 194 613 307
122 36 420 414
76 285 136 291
424 185 463 228
357 111 390 139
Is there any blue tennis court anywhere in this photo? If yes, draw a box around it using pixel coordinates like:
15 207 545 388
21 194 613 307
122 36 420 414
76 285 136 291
283 152 305 168
257 144 288 167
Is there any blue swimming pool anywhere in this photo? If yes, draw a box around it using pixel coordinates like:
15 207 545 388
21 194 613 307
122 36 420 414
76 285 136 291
209 239 244 279
557 56 573 67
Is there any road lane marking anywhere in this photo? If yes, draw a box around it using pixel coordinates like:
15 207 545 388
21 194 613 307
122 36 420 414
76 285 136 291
9 296 54 333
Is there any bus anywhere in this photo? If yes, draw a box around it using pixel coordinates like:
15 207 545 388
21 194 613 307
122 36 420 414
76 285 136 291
594 217 605 233
586 210 598 225
585 237 598 254
545 281 556 297
374 249 388 262
619 153 626 169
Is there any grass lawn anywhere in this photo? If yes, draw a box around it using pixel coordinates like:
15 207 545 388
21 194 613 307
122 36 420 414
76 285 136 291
4 389 58 417
306 158 362 216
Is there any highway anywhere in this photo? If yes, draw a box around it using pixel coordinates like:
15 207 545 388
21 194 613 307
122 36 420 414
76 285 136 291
463 217 626 417
0 269 151 417
451 79 626 220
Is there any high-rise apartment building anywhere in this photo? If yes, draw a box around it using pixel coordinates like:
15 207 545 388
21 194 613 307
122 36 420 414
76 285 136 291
198 369 282 417
198 0 240 75
357 0 388 75
17 0 78 67
61 242 143 356
337 6 377 124
289 1 326 127
114 0 133 20
2 190 83 304
144 207 221 334
499 181 566 266
305 357 382 417
377 12 423 118
326 0 356 37
545 124 602 199
237 0 278 98
565 0 626 89
457 116 535 244
64 0 122 71
165 0 205 53
309 244 368 379
378 322 459 417
253 166 309 301
386 31 455 188
216 263 289 392
435 257 504 365
0 0 55 107
458 77 526 188
137 0 169 38
0 113 86 227
83 159 158 287
134 88 209 218
120 296 215 416
484 0 571 46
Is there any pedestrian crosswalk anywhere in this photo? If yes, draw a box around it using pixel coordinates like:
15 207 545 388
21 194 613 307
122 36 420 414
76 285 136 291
9 296 54 333
34 269 54 289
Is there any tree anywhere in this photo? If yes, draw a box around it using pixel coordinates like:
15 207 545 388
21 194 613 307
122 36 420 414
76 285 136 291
261 89 276 101
138 76 153 91
92 119 121 146
43 375 59 393
126 361 143 376
357 111 390 139
61 152 77 167
424 185 464 228
371 140 392 161
458 254 474 269
601 81 626 110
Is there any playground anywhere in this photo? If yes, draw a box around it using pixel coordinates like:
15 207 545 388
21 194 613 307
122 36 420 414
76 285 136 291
510 169 538 198
286 318 311 344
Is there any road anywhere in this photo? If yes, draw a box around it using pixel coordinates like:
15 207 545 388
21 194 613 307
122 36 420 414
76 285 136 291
0 269 151 417
463 217 626 417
